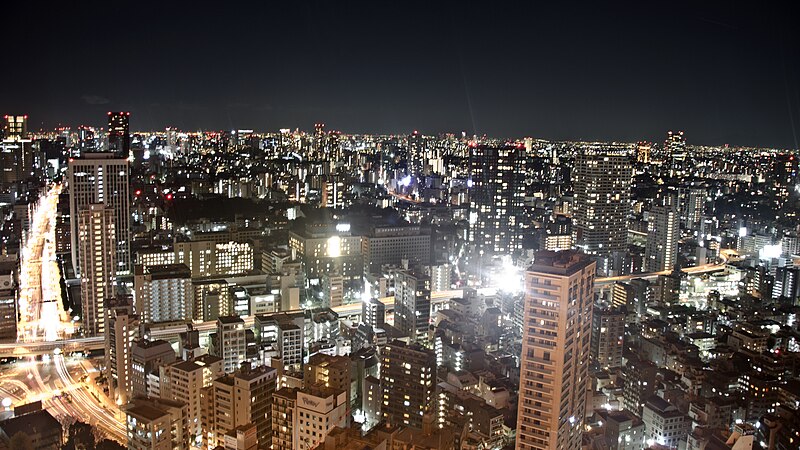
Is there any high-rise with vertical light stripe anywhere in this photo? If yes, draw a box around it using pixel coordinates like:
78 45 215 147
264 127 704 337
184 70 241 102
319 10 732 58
68 153 131 276
572 149 632 275
78 204 117 336
517 250 594 450
468 144 526 256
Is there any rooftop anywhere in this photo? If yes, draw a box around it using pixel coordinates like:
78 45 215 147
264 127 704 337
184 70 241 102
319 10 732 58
145 263 191 279
0 410 61 439
528 250 595 276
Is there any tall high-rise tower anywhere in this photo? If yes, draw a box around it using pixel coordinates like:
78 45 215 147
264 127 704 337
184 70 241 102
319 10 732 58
105 299 138 405
645 193 680 273
469 144 526 255
68 153 131 275
573 150 632 274
107 111 131 156
517 250 595 450
665 130 687 175
78 204 117 335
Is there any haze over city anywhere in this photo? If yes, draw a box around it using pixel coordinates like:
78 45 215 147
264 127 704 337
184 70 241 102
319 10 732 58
3 1 800 147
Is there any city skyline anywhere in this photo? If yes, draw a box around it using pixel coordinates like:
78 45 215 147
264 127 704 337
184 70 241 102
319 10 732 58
3 3 800 450
3 2 799 148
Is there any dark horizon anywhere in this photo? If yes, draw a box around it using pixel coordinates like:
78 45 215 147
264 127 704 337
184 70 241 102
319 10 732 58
4 1 800 149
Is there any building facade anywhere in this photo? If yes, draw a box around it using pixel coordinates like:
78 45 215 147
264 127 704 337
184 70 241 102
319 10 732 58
68 153 131 275
516 250 595 450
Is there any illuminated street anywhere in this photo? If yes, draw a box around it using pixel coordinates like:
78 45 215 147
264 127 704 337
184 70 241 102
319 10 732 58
0 356 125 443
16 184 72 342
3 183 126 444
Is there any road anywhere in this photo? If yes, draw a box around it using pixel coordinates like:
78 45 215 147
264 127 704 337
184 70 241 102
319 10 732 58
594 249 736 288
5 183 127 444
0 356 125 443
17 184 71 342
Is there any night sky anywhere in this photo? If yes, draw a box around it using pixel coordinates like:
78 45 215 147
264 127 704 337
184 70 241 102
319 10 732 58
4 1 800 148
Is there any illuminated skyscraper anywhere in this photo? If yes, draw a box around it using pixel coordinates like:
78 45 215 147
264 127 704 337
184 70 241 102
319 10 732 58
393 269 431 343
645 193 680 273
106 299 138 405
68 153 131 275
771 154 798 208
3 114 27 137
408 130 425 177
573 149 632 275
665 130 686 174
1 114 35 186
469 144 526 255
107 111 131 156
78 204 117 335
517 250 594 450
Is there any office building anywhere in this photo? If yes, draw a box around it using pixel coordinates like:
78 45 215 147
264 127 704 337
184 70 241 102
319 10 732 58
160 354 224 445
212 316 247 373
572 150 631 274
1 115 36 186
296 385 349 449
287 223 362 284
362 298 385 330
78 204 117 336
645 194 679 273
516 250 595 450
665 130 687 172
679 187 706 232
381 340 436 429
131 339 176 399
321 273 343 308
174 240 253 278
107 111 131 156
68 153 131 275
271 388 297 450
304 353 352 404
361 225 431 274
133 264 193 323
277 320 303 371
201 364 277 450
393 269 431 343
540 215 573 252
222 424 257 450
106 300 139 405
125 397 190 450
468 144 526 255
135 247 176 269
642 395 690 449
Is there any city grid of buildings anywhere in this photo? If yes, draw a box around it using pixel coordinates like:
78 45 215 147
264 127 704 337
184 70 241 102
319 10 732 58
0 112 799 450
